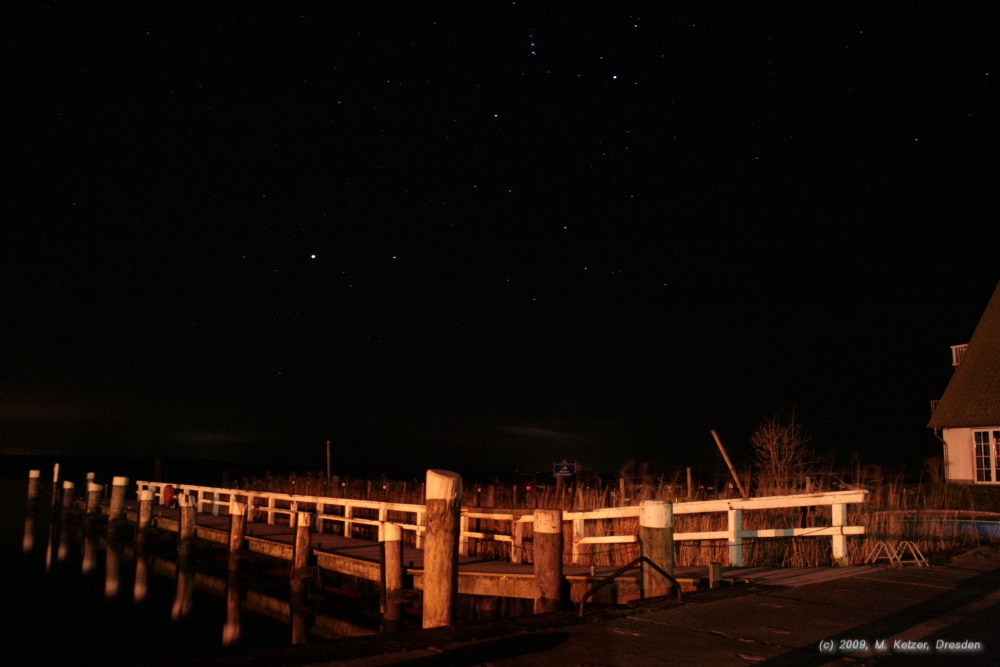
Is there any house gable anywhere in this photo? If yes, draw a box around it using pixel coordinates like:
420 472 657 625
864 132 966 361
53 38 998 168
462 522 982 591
929 280 1000 429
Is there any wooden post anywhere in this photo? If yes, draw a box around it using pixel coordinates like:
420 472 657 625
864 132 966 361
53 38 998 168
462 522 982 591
639 500 674 597
422 469 461 629
831 503 848 566
571 517 585 564
51 463 60 508
727 508 743 567
711 430 749 499
27 470 40 505
137 489 154 533
511 516 525 564
382 523 404 628
86 482 102 515
291 512 313 595
229 501 247 572
108 476 129 523
686 467 693 501
459 513 470 556
709 562 723 589
178 493 197 556
533 508 563 613
61 481 75 510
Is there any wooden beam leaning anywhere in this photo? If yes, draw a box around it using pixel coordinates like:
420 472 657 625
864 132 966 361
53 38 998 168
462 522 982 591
422 469 461 629
533 508 564 613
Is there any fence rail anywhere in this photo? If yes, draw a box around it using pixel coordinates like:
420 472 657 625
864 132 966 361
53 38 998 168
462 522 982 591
135 481 866 566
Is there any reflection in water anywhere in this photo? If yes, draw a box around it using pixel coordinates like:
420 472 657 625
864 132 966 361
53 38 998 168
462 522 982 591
105 542 121 599
13 498 536 658
134 551 149 603
291 597 309 645
172 562 195 620
58 521 71 563
82 531 98 575
223 576 241 647
45 516 55 571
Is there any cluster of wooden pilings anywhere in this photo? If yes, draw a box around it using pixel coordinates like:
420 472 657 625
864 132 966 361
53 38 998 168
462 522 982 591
26 466 682 632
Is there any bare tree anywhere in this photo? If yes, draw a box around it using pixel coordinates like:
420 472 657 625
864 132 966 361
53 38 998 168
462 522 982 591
751 410 814 495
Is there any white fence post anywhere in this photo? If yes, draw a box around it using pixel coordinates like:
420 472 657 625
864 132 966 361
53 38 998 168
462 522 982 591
572 517 585 564
831 503 848 566
378 503 388 542
459 513 470 556
728 508 743 567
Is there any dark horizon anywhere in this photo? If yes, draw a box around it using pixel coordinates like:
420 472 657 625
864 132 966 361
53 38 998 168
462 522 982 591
2 5 997 480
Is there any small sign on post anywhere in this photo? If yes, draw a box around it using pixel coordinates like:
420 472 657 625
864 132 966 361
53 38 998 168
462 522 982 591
553 461 576 478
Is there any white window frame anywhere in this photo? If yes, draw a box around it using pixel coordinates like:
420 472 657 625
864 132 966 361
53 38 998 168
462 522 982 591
974 430 1000 483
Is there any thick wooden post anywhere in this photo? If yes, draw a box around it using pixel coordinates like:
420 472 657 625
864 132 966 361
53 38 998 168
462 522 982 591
686 467 693 500
382 522 404 628
27 470 40 505
137 489 154 532
728 508 743 567
831 503 848 566
533 508 564 613
709 561 722 589
61 481 75 510
229 501 247 572
639 500 674 597
86 482 102 515
178 493 197 556
51 463 60 508
291 512 313 595
108 476 129 523
422 469 461 629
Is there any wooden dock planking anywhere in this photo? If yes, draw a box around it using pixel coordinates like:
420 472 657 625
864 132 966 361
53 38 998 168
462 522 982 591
118 501 712 602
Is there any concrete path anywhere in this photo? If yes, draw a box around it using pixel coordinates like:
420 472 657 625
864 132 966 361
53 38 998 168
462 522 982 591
308 549 1000 667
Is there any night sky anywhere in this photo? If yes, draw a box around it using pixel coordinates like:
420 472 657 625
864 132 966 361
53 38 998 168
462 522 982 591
2 4 998 478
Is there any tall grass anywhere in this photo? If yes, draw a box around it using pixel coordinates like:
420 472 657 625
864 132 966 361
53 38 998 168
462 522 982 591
240 465 1000 568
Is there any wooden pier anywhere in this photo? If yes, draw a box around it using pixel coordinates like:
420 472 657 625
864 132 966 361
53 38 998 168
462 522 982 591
29 466 869 627
115 499 691 603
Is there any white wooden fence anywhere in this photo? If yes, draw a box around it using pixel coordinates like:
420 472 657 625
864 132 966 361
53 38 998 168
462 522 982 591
135 481 866 566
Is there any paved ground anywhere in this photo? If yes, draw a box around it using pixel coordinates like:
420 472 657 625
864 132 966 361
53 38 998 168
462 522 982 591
168 548 1000 667
315 549 1000 667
